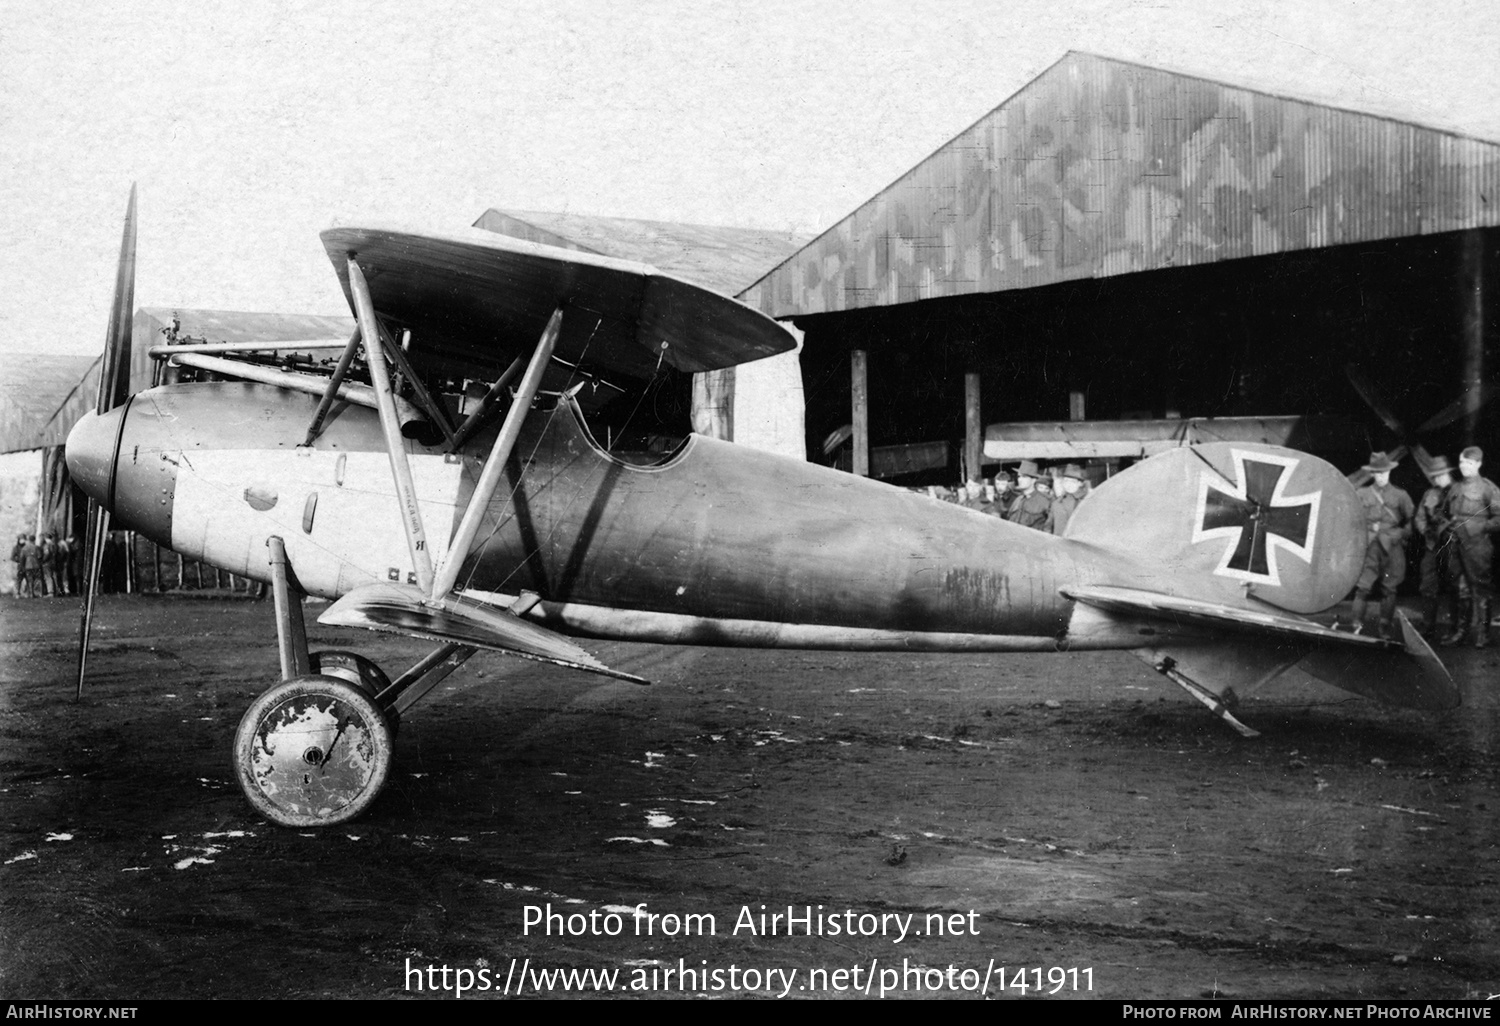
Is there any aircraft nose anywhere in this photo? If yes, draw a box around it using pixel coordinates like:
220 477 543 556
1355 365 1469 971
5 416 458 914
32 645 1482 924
65 396 176 547
66 407 125 508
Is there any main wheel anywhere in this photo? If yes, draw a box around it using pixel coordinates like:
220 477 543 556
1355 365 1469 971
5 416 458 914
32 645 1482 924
308 650 390 699
233 675 394 827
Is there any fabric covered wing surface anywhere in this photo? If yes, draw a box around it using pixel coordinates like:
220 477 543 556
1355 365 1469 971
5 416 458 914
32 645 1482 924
321 225 796 381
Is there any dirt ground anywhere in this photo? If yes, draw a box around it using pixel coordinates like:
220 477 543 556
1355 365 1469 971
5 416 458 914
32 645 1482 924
1 593 1497 1000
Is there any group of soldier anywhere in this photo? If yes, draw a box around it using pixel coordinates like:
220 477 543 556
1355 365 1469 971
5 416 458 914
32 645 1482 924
947 459 1090 536
9 532 81 598
1349 445 1500 648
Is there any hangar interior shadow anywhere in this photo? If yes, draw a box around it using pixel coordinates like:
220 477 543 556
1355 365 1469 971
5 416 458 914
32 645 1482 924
793 227 1500 480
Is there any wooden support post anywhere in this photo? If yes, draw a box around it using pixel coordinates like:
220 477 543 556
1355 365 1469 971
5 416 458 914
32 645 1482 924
347 257 436 595
429 308 564 600
851 350 869 477
965 372 982 483
266 536 309 680
1461 229 1485 446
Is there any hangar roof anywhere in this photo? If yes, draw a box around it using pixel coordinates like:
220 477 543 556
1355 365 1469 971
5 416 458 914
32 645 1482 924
473 209 811 297
0 354 98 455
739 51 1500 317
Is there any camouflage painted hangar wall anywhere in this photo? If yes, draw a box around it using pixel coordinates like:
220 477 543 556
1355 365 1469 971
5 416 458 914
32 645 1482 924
740 52 1500 318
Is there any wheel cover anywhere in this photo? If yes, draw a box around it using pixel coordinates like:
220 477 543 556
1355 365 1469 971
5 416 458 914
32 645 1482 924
235 677 392 826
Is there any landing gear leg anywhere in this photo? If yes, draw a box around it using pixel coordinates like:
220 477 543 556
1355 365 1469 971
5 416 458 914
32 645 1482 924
235 539 476 826
266 536 309 680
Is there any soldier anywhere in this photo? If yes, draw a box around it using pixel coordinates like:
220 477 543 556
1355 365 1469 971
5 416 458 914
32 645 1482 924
19 535 42 599
1049 464 1086 536
39 533 59 597
9 534 24 597
1005 460 1051 531
64 534 82 596
1350 452 1414 639
1441 446 1500 648
1414 456 1458 639
55 535 72 595
991 470 1014 511
956 477 991 514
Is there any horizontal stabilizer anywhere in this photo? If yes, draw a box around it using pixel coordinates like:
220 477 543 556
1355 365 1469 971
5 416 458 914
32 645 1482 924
1066 585 1459 712
319 583 648 685
1297 613 1459 712
1065 585 1385 647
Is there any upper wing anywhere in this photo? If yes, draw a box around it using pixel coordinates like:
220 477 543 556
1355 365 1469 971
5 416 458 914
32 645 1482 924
320 224 797 385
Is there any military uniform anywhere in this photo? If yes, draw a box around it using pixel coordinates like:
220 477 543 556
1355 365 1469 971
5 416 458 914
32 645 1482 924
1352 477 1414 637
1443 472 1500 646
1006 489 1051 530
1049 464 1086 536
1414 480 1458 637
1049 493 1079 535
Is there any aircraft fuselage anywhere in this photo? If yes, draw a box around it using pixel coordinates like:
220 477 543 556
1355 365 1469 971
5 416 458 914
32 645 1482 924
67 382 1147 651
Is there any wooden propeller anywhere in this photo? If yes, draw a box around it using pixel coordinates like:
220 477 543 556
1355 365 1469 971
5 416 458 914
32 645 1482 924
76 185 137 699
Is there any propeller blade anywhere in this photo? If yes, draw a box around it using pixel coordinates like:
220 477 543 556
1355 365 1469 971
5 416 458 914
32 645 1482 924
96 184 137 415
75 503 110 699
1344 363 1408 439
1415 379 1500 435
76 186 138 698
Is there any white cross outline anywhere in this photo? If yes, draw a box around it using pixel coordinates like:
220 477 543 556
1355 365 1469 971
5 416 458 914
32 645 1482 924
1191 449 1321 587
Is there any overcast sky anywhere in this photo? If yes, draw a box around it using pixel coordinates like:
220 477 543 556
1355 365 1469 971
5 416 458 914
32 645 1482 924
2 0 1498 363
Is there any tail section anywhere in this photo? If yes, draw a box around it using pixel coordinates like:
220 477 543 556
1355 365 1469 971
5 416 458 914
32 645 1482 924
1064 444 1458 716
1066 443 1365 614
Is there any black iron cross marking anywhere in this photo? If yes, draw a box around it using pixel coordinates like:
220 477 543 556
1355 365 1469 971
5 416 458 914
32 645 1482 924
1197 456 1316 582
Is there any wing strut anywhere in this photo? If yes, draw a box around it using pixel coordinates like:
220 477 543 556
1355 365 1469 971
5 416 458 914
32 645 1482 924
303 328 363 445
347 257 436 594
377 322 456 448
449 355 523 453
429 307 563 600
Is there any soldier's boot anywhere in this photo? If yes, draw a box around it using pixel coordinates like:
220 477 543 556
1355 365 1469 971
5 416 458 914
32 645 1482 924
1350 595 1369 634
1441 599 1472 646
1377 594 1399 640
1475 600 1492 649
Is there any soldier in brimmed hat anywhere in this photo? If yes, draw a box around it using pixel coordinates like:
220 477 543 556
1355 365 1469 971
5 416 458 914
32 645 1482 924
1005 459 1051 531
1441 446 1500 648
1414 455 1459 639
1350 452 1414 639
1048 463 1086 536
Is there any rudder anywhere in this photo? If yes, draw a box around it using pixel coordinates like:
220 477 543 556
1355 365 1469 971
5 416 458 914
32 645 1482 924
1066 443 1365 615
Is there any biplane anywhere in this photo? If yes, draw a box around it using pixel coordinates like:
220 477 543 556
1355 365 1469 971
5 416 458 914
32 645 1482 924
66 191 1459 827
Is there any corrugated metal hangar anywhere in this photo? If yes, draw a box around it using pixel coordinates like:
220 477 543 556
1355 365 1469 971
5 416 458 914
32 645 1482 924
741 51 1499 480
